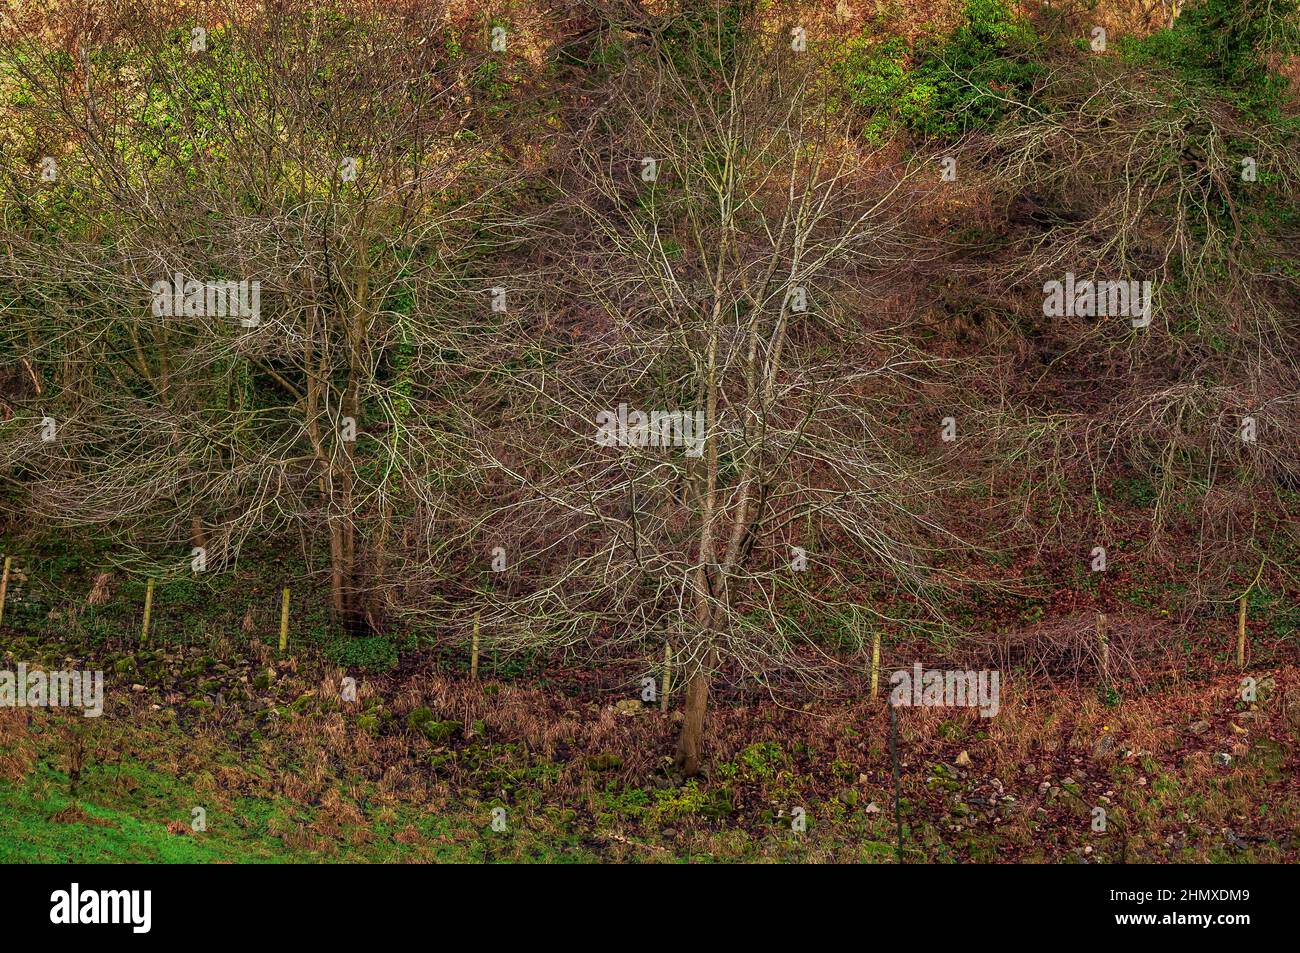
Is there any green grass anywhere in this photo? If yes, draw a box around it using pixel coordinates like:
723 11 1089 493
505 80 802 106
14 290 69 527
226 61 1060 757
0 734 594 863
0 761 279 862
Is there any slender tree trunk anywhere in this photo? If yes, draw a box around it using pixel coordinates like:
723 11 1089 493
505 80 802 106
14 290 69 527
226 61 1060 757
340 222 371 636
303 293 345 624
190 516 207 552
674 271 725 777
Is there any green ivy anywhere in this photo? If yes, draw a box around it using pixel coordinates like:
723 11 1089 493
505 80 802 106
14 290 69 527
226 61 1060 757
1120 0 1300 116
839 0 1042 141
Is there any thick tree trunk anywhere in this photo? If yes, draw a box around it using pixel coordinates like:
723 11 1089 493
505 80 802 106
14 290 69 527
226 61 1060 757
675 669 711 777
327 515 346 621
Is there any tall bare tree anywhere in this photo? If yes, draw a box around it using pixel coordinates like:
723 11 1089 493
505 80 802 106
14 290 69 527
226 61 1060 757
447 6 966 774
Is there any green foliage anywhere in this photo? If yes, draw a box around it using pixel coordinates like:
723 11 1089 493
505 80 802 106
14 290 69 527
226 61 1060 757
406 707 459 743
732 741 787 781
661 0 752 80
1113 476 1157 508
840 0 1042 140
473 55 519 109
1121 0 1300 113
650 780 706 820
319 632 400 672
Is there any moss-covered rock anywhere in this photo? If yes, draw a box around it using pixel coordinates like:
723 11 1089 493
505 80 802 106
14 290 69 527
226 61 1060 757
406 707 459 744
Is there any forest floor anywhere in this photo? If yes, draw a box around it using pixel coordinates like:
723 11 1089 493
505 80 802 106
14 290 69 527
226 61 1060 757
2 608 1297 863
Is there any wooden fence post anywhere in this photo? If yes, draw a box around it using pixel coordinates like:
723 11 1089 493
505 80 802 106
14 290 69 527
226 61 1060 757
279 587 290 654
471 611 480 681
870 632 881 699
1237 595 1248 669
661 643 672 713
1097 612 1110 692
1237 557 1266 669
0 556 11 628
141 578 155 643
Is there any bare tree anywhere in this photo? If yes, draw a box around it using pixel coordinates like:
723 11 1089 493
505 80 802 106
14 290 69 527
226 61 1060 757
0 0 504 628
446 7 968 774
